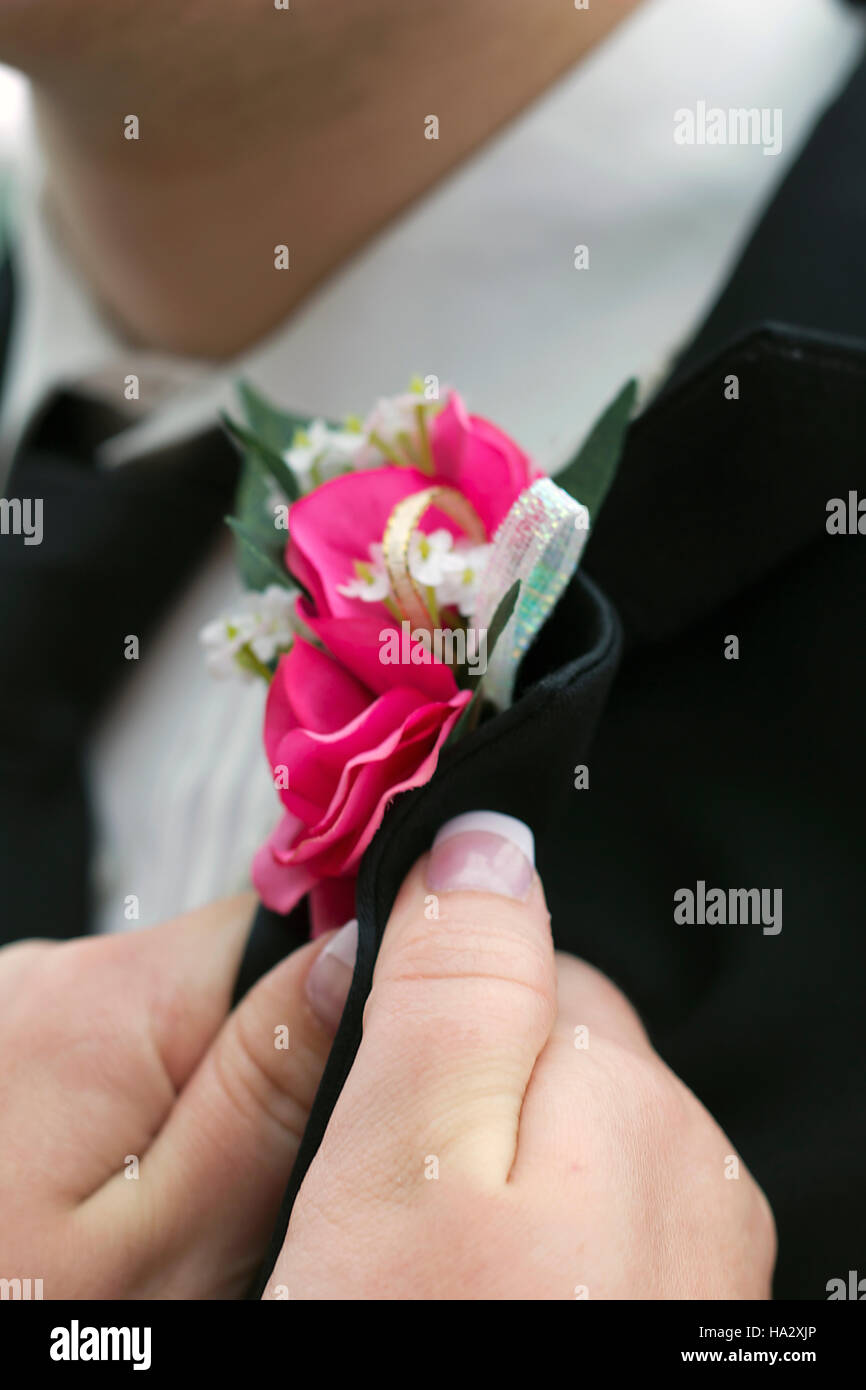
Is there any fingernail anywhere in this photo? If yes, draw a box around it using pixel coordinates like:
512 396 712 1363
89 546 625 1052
427 811 534 901
306 918 358 1033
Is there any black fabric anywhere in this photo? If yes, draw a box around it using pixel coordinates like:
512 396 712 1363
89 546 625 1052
587 323 866 645
0 389 238 941
230 900 309 1007
244 45 866 1298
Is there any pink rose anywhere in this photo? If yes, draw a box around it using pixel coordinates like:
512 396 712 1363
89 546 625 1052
285 391 541 690
428 390 542 533
253 638 470 932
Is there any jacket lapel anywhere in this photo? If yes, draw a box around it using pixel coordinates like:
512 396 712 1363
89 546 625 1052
585 323 866 644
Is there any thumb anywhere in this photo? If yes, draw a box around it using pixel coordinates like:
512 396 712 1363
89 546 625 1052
311 811 555 1191
117 914 357 1295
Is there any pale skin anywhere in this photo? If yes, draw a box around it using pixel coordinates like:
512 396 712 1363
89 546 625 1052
0 0 777 1297
0 894 339 1298
0 0 645 356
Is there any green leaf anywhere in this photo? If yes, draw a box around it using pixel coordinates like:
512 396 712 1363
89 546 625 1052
224 381 348 594
446 580 521 745
237 380 308 454
483 579 521 665
225 517 295 593
554 378 638 522
227 431 289 588
221 412 300 503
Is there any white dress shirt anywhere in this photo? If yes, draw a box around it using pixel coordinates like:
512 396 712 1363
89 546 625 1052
0 0 860 933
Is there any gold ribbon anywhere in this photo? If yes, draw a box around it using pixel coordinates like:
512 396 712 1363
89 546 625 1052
382 486 486 627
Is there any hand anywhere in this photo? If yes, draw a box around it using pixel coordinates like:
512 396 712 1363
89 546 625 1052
266 813 777 1299
0 895 355 1299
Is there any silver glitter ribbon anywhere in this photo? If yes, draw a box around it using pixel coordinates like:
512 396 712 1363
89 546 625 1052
472 478 590 710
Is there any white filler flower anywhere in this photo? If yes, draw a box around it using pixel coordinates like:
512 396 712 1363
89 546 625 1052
407 528 455 587
336 542 391 603
355 385 440 470
200 585 298 680
437 542 492 617
285 419 366 493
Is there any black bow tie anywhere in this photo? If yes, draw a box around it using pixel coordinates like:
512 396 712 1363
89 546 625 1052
0 386 238 940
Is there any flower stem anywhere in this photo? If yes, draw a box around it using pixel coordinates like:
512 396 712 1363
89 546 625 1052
415 402 435 476
368 430 408 467
236 643 274 683
384 594 404 622
396 429 420 469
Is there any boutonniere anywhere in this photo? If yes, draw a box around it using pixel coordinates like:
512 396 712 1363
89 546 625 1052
200 377 636 934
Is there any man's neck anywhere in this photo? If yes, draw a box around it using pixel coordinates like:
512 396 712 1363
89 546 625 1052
22 0 642 359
